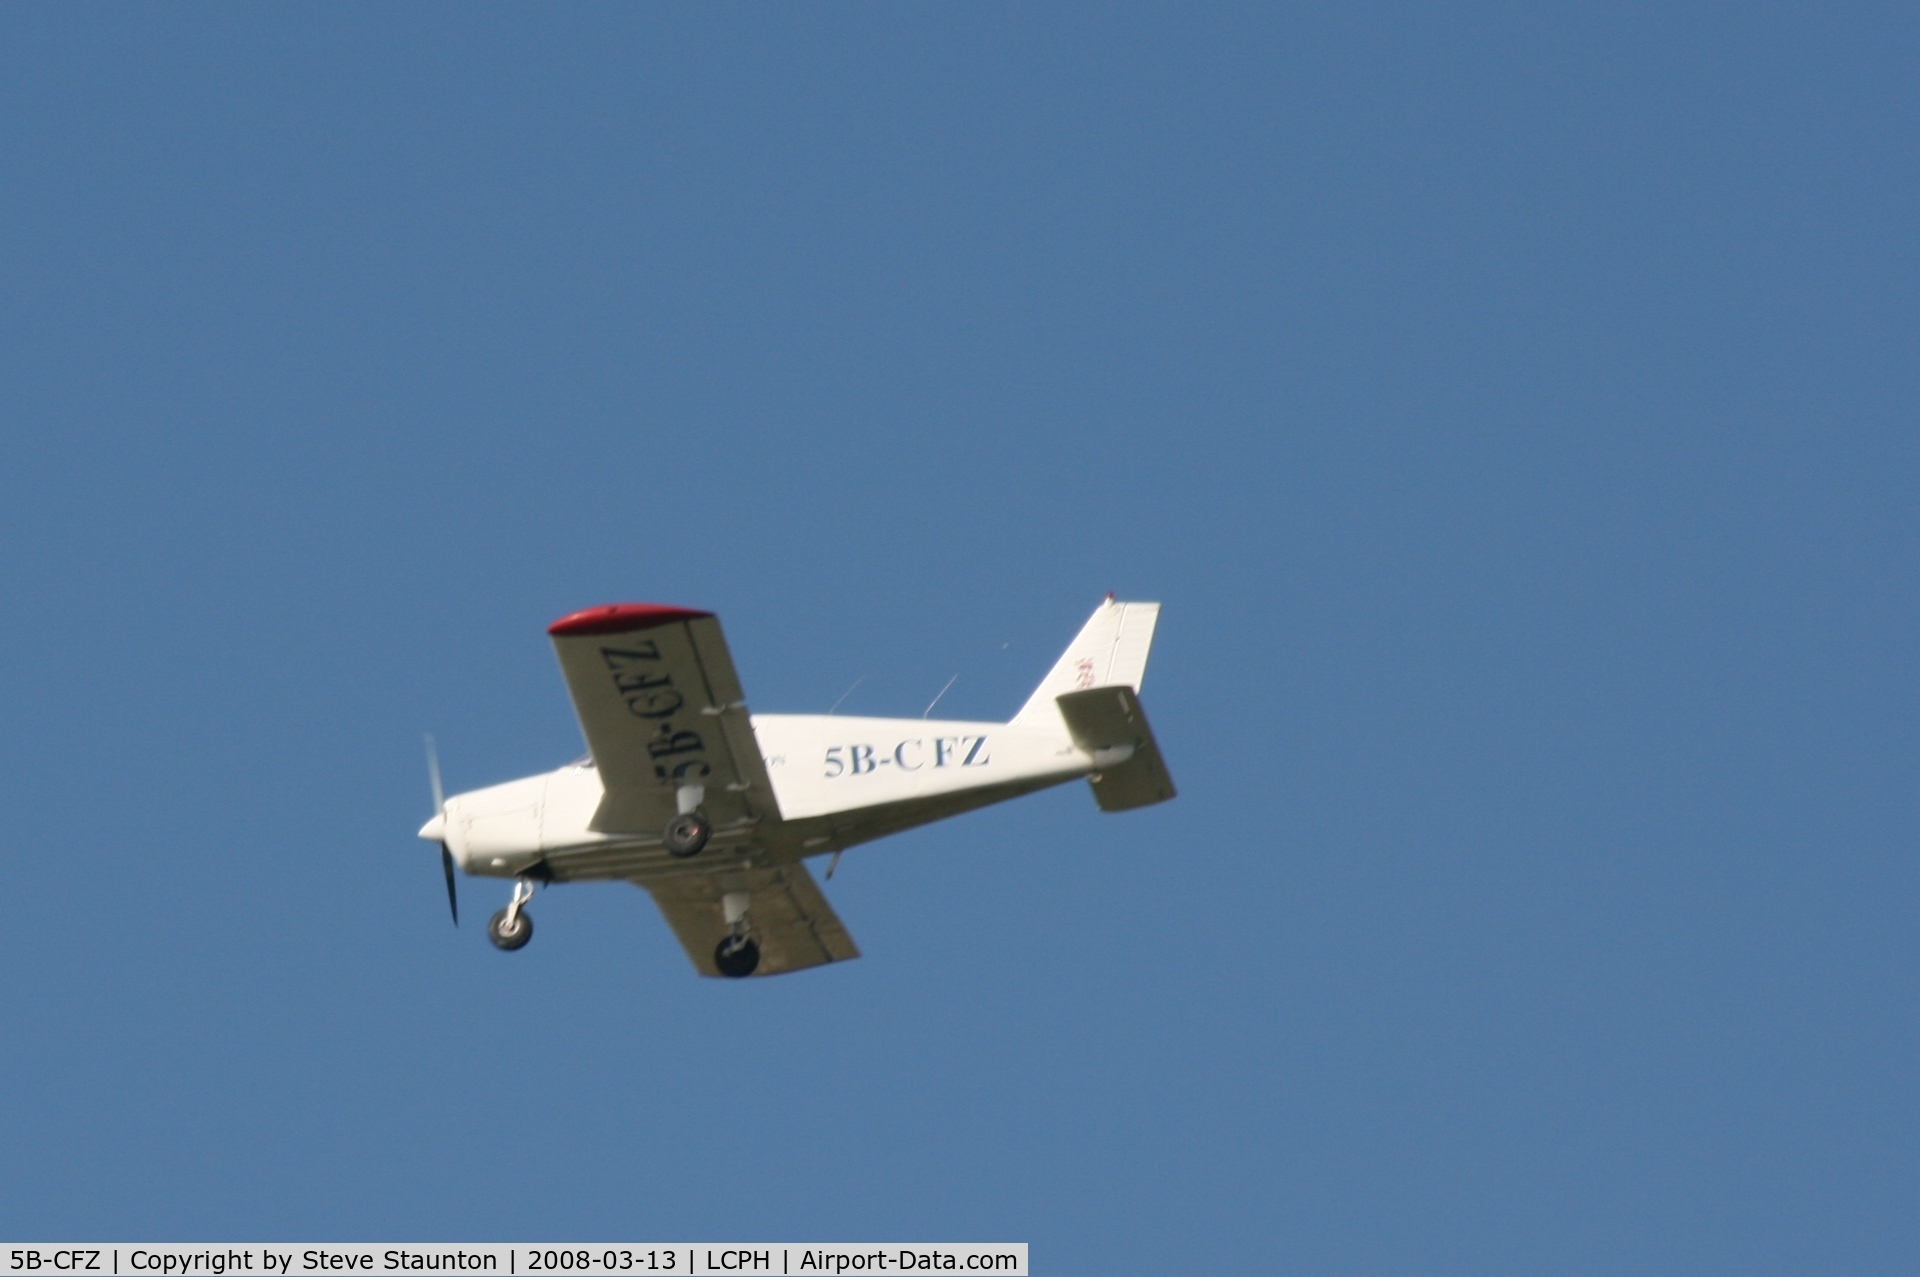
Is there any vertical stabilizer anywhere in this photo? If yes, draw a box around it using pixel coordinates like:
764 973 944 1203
1009 598 1161 730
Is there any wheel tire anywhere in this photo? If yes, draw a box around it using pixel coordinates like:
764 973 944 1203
714 935 760 978
487 907 534 951
663 811 712 858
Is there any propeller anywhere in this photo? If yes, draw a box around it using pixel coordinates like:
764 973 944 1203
426 734 457 926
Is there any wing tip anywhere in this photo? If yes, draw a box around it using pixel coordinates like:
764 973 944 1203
548 603 714 636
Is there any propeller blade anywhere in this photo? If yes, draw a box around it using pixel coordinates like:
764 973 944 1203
425 734 445 815
427 736 456 926
441 842 459 926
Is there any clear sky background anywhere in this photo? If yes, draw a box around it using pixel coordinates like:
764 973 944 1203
1 5 1913 1273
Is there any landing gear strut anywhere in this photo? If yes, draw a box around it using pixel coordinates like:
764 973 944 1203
713 890 759 977
487 878 535 951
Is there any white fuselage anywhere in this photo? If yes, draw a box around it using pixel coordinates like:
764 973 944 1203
438 713 1092 879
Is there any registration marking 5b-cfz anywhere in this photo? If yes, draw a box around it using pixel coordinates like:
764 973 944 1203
823 737 989 777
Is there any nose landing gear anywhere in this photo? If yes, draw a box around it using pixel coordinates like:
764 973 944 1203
487 878 536 951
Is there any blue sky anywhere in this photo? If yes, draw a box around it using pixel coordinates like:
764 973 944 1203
1 6 1913 1272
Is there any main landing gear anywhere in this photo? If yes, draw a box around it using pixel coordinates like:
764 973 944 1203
713 890 759 978
664 781 712 858
487 878 535 951
664 812 711 857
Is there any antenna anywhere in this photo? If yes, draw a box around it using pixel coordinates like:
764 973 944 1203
827 676 865 716
922 673 959 718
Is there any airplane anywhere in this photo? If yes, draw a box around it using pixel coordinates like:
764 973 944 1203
417 596 1175 978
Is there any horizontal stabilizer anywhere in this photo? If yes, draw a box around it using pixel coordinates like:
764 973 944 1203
1055 685 1177 812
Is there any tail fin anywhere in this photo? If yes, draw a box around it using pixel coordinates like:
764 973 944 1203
1009 598 1161 730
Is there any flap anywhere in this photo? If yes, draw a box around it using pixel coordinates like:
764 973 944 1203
1055 684 1178 812
548 604 779 834
641 862 860 977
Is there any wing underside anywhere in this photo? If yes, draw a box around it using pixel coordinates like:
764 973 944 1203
548 606 778 837
641 862 859 977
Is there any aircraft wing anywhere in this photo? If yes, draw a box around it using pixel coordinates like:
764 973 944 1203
641 862 860 977
548 604 779 835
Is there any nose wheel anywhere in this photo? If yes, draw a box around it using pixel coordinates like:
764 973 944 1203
487 879 536 951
